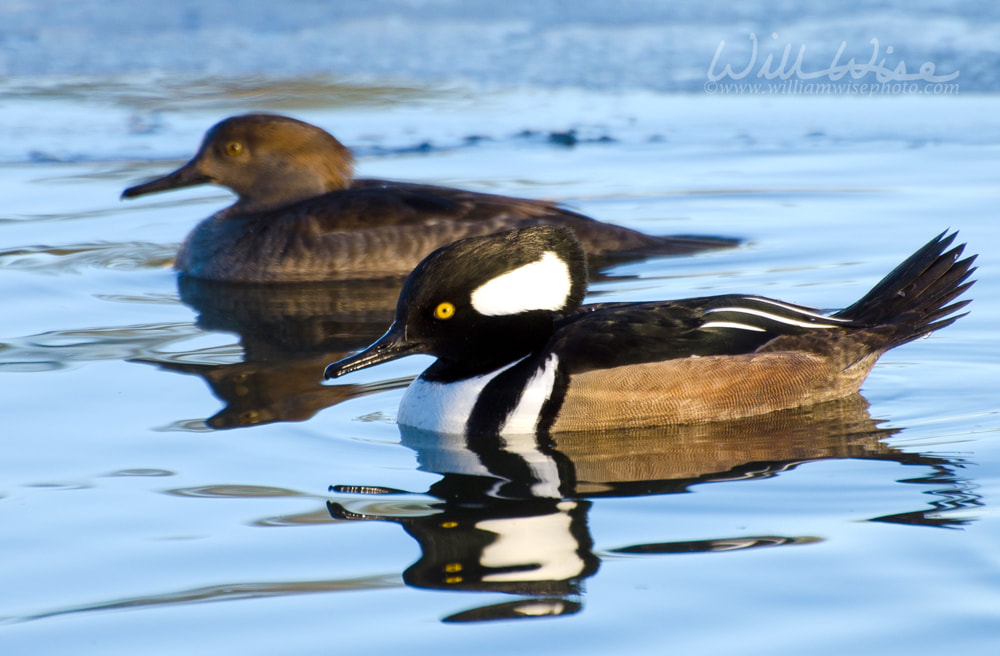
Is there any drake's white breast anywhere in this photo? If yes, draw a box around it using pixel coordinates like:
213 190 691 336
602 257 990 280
396 355 560 436
397 359 521 434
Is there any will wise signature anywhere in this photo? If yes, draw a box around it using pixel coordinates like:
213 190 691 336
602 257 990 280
708 33 960 84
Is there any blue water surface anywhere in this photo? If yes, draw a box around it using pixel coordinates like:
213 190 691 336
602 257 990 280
1 3 999 655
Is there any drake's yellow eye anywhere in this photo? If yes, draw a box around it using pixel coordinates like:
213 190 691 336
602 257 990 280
434 302 456 320
225 141 243 156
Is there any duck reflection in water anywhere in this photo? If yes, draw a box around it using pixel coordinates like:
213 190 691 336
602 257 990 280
134 275 405 428
326 396 979 623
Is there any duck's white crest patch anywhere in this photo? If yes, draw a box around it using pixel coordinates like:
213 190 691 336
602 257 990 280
501 354 559 436
471 251 570 316
397 358 523 434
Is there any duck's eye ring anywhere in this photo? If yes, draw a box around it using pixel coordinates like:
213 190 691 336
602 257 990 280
434 302 456 320
225 142 243 156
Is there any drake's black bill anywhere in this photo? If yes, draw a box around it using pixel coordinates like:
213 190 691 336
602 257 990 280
121 161 211 199
324 323 423 379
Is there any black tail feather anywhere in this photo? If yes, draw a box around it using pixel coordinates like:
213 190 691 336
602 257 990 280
834 231 977 348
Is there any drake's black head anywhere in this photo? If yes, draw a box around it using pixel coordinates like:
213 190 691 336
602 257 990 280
325 226 588 381
121 114 355 212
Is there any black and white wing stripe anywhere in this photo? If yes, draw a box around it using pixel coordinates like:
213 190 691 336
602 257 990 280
699 296 856 334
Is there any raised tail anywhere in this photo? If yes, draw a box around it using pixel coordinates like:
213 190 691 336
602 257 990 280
834 230 977 349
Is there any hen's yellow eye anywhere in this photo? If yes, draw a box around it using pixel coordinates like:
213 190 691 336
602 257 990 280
225 141 243 156
434 302 456 320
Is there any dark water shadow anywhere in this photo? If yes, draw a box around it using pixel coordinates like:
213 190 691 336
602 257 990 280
326 396 980 622
131 275 405 428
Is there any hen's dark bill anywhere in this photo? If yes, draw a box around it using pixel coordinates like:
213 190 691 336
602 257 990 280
121 160 211 199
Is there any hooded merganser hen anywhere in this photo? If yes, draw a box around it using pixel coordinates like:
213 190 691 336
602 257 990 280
121 114 735 283
324 226 976 434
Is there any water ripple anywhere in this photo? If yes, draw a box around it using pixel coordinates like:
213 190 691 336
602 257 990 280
0 241 175 274
0 322 205 372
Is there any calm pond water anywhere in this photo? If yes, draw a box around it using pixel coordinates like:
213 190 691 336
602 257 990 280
2 7 1000 653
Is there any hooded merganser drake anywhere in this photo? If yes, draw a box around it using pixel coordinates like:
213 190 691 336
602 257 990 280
121 113 735 283
324 226 976 435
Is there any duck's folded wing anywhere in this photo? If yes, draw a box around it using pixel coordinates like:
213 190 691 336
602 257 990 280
341 180 738 257
551 295 856 374
318 179 581 229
